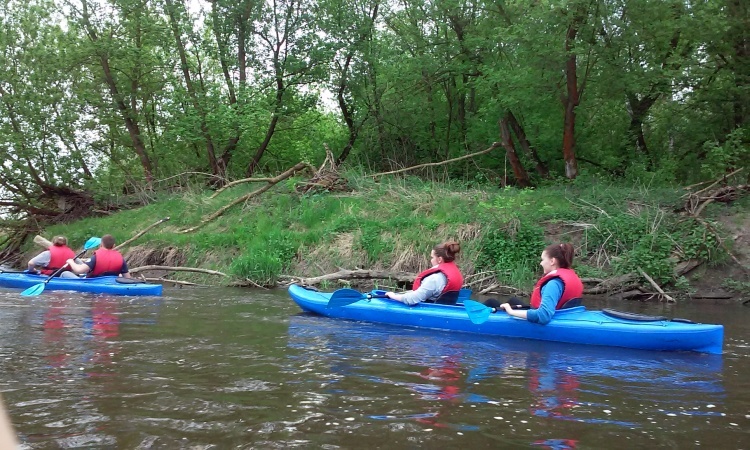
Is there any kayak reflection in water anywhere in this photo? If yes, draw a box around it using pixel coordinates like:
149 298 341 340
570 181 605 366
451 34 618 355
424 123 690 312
42 299 70 370
412 356 463 428
83 297 120 371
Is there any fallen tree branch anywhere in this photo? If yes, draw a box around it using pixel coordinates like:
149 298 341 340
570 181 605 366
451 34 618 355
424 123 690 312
141 277 202 286
211 164 314 199
367 142 502 178
116 217 170 251
289 269 416 285
637 267 676 303
478 283 525 296
129 265 228 277
582 273 640 295
181 162 310 233
682 167 744 199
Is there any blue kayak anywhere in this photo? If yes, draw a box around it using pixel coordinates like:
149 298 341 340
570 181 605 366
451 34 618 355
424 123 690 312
0 272 162 296
288 284 723 354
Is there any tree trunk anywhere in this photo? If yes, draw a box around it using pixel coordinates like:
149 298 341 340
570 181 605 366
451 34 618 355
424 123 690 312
728 0 749 129
499 114 531 188
81 0 153 184
335 53 358 166
165 0 222 179
560 16 582 180
246 75 283 177
506 111 549 178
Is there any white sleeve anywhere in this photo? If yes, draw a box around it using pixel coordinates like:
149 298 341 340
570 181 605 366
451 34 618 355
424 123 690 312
29 251 52 267
399 273 447 305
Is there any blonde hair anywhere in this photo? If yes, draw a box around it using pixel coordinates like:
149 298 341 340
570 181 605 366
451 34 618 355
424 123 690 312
52 236 67 246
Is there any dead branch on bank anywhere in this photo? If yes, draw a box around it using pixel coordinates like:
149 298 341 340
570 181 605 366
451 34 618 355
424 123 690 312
637 267 676 303
367 142 503 178
181 162 311 233
129 265 227 277
296 145 350 194
210 162 315 199
682 168 747 216
140 277 203 287
116 217 170 251
287 269 416 286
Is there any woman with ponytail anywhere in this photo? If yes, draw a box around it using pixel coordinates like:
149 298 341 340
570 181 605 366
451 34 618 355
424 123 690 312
498 243 583 325
385 241 464 306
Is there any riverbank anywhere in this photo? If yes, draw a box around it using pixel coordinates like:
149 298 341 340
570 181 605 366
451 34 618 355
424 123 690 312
22 174 750 302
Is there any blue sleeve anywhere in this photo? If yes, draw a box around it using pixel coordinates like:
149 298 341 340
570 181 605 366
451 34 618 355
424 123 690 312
526 278 563 325
86 255 96 271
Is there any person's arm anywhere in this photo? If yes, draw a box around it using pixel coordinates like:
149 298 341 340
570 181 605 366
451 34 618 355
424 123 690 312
121 260 131 278
386 273 446 305
66 256 94 275
501 279 563 325
526 279 563 325
27 251 51 271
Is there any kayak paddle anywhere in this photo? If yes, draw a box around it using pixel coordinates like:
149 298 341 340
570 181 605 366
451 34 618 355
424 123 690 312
20 236 102 297
328 288 387 308
464 300 497 324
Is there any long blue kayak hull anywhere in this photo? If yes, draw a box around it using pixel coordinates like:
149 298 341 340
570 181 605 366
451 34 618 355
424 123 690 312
0 273 162 296
288 284 723 354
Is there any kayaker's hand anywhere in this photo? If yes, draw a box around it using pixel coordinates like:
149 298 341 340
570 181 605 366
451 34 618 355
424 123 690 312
499 303 514 313
385 291 400 301
24 268 37 274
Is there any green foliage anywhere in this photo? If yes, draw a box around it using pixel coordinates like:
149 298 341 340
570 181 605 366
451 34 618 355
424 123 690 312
230 230 298 283
700 128 749 179
477 220 546 287
613 236 675 285
356 222 390 264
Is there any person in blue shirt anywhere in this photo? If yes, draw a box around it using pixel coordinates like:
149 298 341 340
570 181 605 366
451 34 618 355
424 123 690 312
498 243 583 325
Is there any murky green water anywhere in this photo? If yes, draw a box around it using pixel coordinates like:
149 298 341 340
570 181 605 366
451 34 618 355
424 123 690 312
0 286 748 448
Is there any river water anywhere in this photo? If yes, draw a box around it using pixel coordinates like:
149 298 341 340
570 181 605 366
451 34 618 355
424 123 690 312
0 286 747 449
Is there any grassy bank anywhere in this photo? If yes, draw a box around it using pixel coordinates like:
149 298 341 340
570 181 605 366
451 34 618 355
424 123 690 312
27 174 749 296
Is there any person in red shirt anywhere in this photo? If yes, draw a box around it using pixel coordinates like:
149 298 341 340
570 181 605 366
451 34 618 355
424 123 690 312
66 234 131 278
385 241 464 305
27 236 78 277
498 243 583 325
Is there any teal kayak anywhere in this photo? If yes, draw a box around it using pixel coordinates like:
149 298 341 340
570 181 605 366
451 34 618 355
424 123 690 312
288 284 723 354
0 272 162 296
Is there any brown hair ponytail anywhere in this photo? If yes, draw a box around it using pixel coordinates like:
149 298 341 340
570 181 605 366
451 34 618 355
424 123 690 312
434 241 460 262
543 243 575 268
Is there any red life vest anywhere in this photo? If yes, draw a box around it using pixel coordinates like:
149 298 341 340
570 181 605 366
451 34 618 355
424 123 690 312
41 245 76 275
412 261 464 294
90 248 125 277
529 268 583 309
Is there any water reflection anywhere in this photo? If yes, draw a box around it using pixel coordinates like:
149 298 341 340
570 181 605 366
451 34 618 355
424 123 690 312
288 314 725 444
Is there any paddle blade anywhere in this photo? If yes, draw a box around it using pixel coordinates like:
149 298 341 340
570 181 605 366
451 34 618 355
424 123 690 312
458 288 472 300
464 300 492 324
83 237 102 250
20 283 45 297
328 288 366 307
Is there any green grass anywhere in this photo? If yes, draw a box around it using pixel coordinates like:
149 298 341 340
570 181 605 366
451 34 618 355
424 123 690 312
26 173 739 290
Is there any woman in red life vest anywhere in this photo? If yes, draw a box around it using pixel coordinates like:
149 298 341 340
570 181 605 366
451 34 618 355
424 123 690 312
498 243 583 325
66 234 132 278
385 241 464 305
27 236 78 277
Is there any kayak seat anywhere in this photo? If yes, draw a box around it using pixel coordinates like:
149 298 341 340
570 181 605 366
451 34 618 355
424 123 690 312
424 290 460 306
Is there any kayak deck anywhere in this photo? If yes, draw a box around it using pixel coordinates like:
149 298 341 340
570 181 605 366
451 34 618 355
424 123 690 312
288 284 723 354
